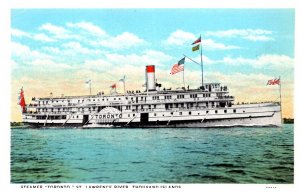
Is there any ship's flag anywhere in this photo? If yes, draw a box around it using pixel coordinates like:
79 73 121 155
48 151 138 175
110 83 116 88
170 57 185 75
119 76 125 83
18 87 26 113
192 44 200 52
178 57 185 65
191 36 201 45
85 79 91 84
267 78 280 85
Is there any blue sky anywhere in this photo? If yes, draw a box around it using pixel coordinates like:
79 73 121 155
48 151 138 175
11 9 294 72
11 9 295 120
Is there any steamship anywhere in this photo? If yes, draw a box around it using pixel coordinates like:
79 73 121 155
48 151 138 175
20 65 281 128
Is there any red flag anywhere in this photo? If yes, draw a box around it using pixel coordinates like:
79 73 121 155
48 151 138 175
192 36 201 45
110 84 116 88
18 87 26 113
267 78 280 85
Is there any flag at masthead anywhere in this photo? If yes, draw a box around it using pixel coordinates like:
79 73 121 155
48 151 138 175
18 87 26 113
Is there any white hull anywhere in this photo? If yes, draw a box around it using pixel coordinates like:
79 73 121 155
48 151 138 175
23 103 281 128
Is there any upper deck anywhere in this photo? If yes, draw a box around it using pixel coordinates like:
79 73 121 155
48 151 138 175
27 83 233 108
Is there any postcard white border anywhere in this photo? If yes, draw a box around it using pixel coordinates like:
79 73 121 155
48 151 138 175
0 0 299 194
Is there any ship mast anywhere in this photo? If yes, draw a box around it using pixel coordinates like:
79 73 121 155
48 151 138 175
200 39 204 87
279 76 282 124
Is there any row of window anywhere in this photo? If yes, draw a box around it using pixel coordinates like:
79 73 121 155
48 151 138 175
125 109 240 118
38 92 224 105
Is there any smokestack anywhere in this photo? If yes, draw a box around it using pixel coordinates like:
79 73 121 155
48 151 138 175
146 65 156 91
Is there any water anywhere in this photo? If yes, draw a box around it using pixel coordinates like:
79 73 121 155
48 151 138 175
11 125 294 183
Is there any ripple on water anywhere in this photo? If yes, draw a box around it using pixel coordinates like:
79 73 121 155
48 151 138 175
11 126 294 183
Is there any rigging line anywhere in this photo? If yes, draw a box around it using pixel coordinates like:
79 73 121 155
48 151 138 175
183 54 201 66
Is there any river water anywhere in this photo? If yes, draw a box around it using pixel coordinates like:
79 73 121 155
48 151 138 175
11 125 294 183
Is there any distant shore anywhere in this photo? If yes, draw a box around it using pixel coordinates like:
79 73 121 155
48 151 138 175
283 118 294 124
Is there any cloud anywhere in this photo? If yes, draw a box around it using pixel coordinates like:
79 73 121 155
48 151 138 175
203 39 240 50
254 54 294 68
62 42 102 55
30 59 72 69
39 23 79 40
164 30 239 50
40 23 68 35
105 49 172 66
67 22 107 37
205 29 273 41
42 46 61 54
193 54 293 69
165 30 196 46
98 32 145 49
11 28 31 38
12 28 56 42
83 59 112 71
221 54 293 69
33 33 56 42
11 42 52 61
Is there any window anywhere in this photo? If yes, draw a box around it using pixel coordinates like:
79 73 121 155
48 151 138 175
164 95 171 99
189 111 192 115
215 110 218 114
154 113 157 116
177 94 185 99
128 114 130 117
224 110 227 113
133 114 135 117
179 112 182 115
206 110 209 114
171 112 173 115
233 109 236 113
